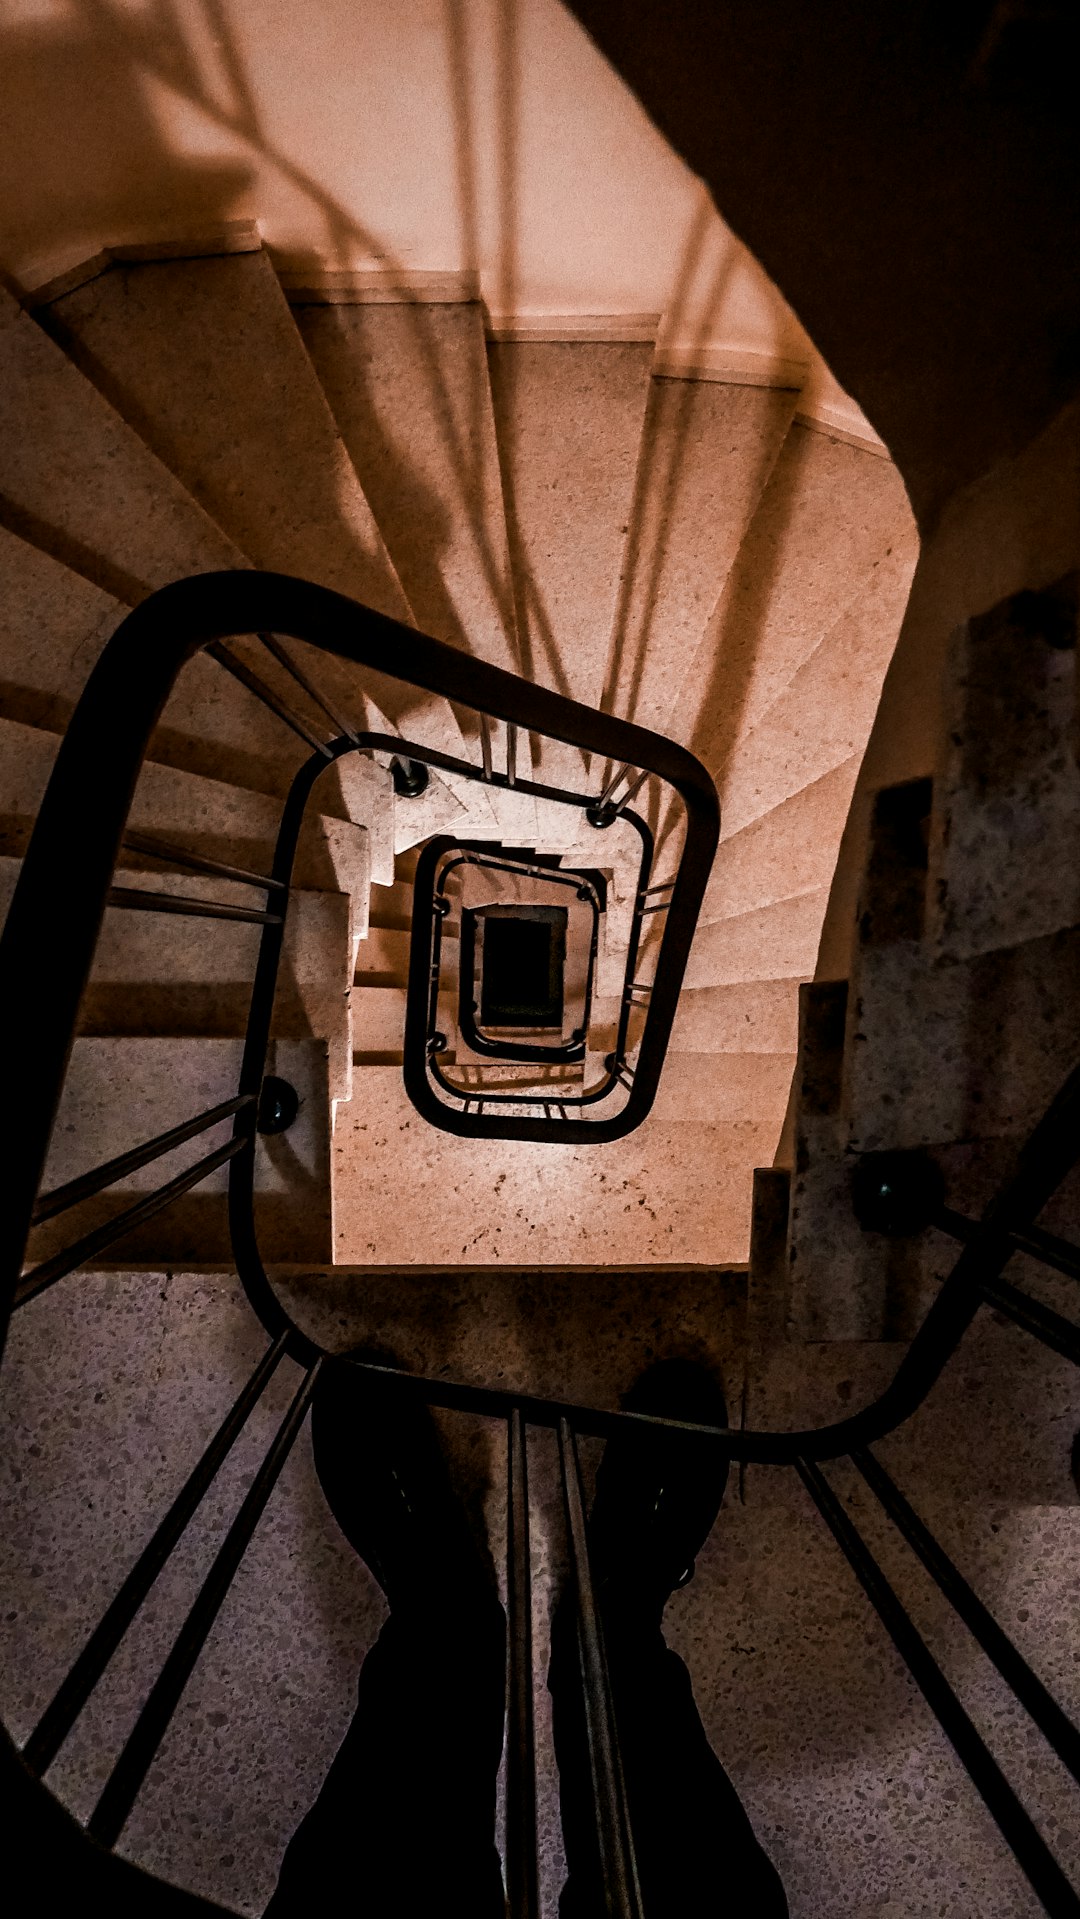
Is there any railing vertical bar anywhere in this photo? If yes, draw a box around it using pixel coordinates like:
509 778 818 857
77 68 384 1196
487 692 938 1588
23 1331 292 1775
852 1449 1080 1786
15 1136 249 1310
557 1418 644 1919
796 1458 1080 1918
507 723 518 787
608 767 649 820
978 1275 1080 1367
87 1358 323 1850
479 713 494 782
506 1410 539 1919
257 632 360 742
206 643 332 757
32 1095 256 1224
597 762 632 808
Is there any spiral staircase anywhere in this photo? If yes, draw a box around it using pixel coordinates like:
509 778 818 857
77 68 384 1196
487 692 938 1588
1 19 1080 1914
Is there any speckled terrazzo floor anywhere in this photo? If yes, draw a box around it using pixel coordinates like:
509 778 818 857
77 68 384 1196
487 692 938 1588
2 1272 1078 1917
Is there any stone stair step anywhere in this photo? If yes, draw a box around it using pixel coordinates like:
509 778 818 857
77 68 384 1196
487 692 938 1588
927 576 1080 962
649 1050 795 1133
0 711 370 902
683 885 827 990
331 1065 774 1264
351 985 409 1061
333 754 396 887
0 521 314 797
486 337 654 791
699 758 860 925
0 281 239 605
0 857 351 1079
28 1037 331 1268
716 521 919 837
34 248 468 767
669 978 802 1054
674 424 911 776
294 292 519 677
603 377 798 739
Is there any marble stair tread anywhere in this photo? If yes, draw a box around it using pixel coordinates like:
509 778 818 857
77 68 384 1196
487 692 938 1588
698 760 860 925
351 980 457 1066
672 426 912 775
648 1049 795 1134
35 250 466 763
927 586 1080 962
715 527 919 837
351 984 409 1060
668 978 802 1054
486 338 653 790
682 886 828 990
0 712 369 898
331 1065 774 1264
294 297 519 678
333 754 396 887
355 923 411 983
0 851 354 1097
601 378 798 739
0 522 308 796
0 281 240 604
28 1037 331 1267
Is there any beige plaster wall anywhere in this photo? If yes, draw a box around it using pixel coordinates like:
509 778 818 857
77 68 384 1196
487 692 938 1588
0 0 865 431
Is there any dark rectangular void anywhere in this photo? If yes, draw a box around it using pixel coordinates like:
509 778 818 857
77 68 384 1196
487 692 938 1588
480 907 566 1029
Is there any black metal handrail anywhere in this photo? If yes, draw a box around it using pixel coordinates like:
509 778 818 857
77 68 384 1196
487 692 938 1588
408 836 640 1112
3 570 1080 1917
439 846 602 1068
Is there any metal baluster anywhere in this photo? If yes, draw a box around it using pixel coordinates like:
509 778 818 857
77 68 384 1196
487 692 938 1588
24 1331 291 1774
557 1419 644 1919
16 1136 249 1310
597 763 632 809
507 723 518 787
605 768 649 821
853 1448 1080 1786
122 832 285 894
207 643 331 756
506 1410 539 1919
479 713 494 782
797 1458 1080 1918
106 886 281 926
32 1096 255 1225
257 632 360 742
979 1274 1080 1367
88 1359 323 1849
